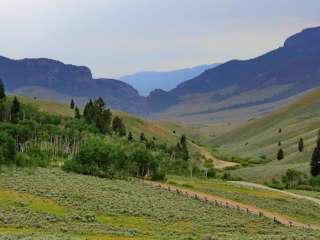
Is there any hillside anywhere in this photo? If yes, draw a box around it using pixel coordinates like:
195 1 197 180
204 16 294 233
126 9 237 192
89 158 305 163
2 168 320 239
148 27 320 123
15 95 234 169
211 88 320 182
0 56 147 115
120 63 219 96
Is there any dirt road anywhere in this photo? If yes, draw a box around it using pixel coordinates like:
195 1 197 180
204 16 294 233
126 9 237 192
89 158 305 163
190 143 239 169
230 181 320 206
144 180 320 230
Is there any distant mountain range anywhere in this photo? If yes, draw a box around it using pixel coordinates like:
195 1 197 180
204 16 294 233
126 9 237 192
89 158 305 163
0 56 147 115
1 26 320 121
120 64 219 96
148 26 320 122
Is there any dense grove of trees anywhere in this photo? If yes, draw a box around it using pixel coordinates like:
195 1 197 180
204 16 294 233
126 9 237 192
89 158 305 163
0 80 197 180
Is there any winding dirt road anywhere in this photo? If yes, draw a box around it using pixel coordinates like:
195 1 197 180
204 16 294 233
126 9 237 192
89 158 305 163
144 180 320 230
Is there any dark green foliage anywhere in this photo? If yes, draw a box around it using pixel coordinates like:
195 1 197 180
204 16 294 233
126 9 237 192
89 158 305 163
0 132 16 165
75 107 81 119
277 148 284 160
298 138 304 152
112 116 126 137
311 132 320 177
140 132 146 142
177 134 189 160
10 96 20 123
64 136 164 179
0 100 7 121
281 169 306 189
278 141 282 147
83 98 112 134
128 131 133 142
70 99 75 109
0 79 5 100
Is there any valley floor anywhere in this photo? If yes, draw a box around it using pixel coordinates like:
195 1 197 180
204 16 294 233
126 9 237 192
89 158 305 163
0 168 320 239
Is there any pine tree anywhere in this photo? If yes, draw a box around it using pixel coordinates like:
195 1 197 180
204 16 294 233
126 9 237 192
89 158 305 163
74 107 81 119
178 134 189 160
140 133 146 142
10 96 20 123
311 132 320 176
83 100 94 123
0 79 5 100
70 99 75 109
298 138 304 152
128 132 133 142
277 148 284 160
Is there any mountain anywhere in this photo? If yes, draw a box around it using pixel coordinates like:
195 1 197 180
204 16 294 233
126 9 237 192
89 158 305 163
120 64 219 96
148 26 320 121
0 56 147 115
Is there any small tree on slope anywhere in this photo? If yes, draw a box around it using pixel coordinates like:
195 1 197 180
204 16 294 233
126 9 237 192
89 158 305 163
298 138 304 152
0 79 5 100
277 148 284 161
311 132 320 177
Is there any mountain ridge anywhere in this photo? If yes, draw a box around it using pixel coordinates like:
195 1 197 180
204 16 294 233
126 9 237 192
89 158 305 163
0 55 147 115
148 26 320 115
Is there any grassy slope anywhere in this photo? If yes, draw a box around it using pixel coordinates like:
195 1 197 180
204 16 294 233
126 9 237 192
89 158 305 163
211 88 320 182
1 167 320 240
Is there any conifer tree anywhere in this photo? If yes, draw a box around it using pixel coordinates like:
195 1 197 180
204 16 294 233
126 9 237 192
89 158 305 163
0 79 5 100
74 107 81 119
70 99 75 109
140 132 146 142
178 134 189 160
298 138 304 152
128 132 133 142
277 148 284 160
311 132 320 176
10 96 20 123
83 100 94 123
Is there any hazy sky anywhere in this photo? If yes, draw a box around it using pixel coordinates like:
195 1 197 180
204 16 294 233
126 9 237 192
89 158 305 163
0 0 319 78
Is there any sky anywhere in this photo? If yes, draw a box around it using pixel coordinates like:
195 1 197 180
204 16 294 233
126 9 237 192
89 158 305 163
0 0 319 78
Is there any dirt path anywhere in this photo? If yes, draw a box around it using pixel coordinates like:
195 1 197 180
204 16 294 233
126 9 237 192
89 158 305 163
144 180 320 230
230 181 320 206
190 143 239 169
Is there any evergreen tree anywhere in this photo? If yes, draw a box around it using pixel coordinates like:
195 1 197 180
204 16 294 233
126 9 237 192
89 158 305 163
74 107 81 119
10 96 20 123
0 101 5 122
178 134 189 160
0 79 5 100
298 138 304 152
311 132 320 176
128 132 133 142
112 116 126 137
140 132 146 142
70 99 75 109
83 100 94 123
278 141 282 147
277 148 284 161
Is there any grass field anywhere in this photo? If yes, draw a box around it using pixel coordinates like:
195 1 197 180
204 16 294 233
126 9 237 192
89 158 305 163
210 89 320 182
0 167 320 239
167 176 320 225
